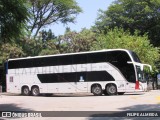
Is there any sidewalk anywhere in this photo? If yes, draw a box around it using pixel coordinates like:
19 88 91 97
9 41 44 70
0 92 20 96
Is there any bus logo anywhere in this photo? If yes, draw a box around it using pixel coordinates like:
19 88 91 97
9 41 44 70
2 112 12 117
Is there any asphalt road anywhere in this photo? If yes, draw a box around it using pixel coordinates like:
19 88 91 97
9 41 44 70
0 90 160 120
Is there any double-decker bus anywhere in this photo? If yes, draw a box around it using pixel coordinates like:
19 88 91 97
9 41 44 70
5 49 151 96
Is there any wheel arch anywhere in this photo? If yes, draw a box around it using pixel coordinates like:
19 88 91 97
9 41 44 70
105 83 117 89
91 83 102 93
21 85 30 92
31 85 39 90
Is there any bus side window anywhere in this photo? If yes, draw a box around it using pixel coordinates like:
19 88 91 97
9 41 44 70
87 52 106 63
72 54 87 64
58 55 73 65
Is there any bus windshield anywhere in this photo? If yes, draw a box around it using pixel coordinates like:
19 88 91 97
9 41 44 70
129 51 141 63
136 65 146 83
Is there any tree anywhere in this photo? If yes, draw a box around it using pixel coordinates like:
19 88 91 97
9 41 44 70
16 30 58 57
0 0 29 43
95 0 160 46
0 43 25 64
39 40 59 55
47 29 56 40
41 29 56 42
28 0 82 38
18 37 43 56
57 28 96 53
92 27 159 71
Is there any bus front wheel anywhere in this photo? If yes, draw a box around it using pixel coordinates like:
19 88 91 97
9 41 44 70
91 85 102 96
31 86 40 96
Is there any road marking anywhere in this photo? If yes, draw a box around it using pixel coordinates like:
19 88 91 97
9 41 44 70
130 96 138 99
156 96 160 101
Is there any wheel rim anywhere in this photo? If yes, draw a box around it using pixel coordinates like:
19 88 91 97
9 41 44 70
93 87 101 94
24 88 29 95
108 85 116 94
32 88 39 95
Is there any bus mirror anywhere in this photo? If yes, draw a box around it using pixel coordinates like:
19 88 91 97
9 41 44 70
142 64 152 71
140 66 144 71
127 61 152 71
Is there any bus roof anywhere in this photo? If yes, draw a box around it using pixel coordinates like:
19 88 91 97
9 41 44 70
8 49 130 61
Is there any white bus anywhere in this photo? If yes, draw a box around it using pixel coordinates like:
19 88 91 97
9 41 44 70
5 49 151 96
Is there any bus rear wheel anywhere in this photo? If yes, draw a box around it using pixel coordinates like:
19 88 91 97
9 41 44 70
31 86 40 96
106 84 117 95
22 87 30 96
91 85 102 96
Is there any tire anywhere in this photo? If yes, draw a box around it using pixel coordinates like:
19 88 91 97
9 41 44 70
106 84 117 95
92 85 102 96
118 92 125 95
31 86 40 96
22 87 30 96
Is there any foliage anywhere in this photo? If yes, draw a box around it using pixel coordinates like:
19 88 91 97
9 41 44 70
39 41 59 55
0 0 29 43
18 37 43 56
28 0 82 37
95 0 160 46
0 0 159 75
41 29 57 42
0 43 25 64
58 28 96 53
92 27 159 71
17 36 59 57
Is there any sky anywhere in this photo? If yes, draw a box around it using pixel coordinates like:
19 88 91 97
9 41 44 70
49 0 115 36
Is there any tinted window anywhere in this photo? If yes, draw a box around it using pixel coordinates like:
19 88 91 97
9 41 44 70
58 55 72 65
111 61 136 83
8 50 133 70
61 73 77 82
129 51 141 63
87 71 114 81
77 72 87 82
87 52 106 63
37 71 115 83
72 54 87 64
8 57 58 69
46 57 58 66
105 51 136 83
106 51 131 63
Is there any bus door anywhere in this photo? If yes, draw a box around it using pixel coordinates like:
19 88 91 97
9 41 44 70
136 65 147 91
7 75 20 93
124 65 137 92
